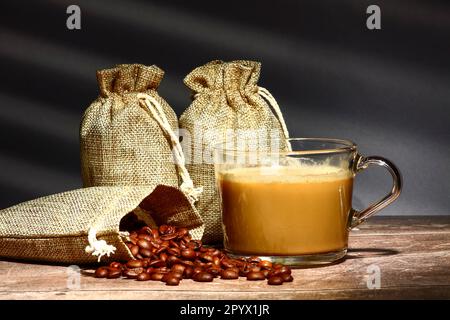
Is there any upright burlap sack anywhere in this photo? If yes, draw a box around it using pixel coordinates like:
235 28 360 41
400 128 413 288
81 64 179 188
0 185 203 264
80 64 203 239
180 60 291 244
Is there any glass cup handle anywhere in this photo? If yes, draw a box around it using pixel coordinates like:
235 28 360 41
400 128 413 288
348 155 402 229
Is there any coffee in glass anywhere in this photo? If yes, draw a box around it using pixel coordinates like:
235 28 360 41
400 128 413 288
214 138 402 266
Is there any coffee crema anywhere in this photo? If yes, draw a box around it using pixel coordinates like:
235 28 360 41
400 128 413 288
218 165 354 256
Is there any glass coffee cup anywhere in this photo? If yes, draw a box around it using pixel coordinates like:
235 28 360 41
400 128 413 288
213 138 402 266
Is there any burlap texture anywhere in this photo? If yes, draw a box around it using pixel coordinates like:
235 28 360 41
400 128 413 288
80 64 179 187
0 185 203 264
180 60 289 244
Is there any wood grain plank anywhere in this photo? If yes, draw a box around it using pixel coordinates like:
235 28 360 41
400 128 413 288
0 217 449 300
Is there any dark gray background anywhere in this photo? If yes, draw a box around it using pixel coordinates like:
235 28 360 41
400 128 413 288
0 0 449 214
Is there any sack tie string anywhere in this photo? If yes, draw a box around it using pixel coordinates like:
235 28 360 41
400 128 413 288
138 93 203 202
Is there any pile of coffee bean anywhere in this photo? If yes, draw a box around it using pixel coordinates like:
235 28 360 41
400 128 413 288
94 224 293 286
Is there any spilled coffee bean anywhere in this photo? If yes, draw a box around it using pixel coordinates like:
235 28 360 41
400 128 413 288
246 271 266 281
268 276 284 285
94 223 294 286
136 272 151 281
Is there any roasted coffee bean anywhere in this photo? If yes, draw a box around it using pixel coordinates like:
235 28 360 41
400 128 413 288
239 265 251 277
279 266 292 275
141 258 150 268
227 267 240 274
137 272 151 281
169 240 179 248
269 266 292 277
145 267 155 274
221 268 239 280
109 262 122 269
151 240 162 249
130 245 140 257
156 245 168 254
179 242 188 249
184 267 194 279
247 271 266 281
140 226 152 234
130 231 138 238
200 253 213 262
262 269 270 279
137 234 152 241
167 247 181 257
268 276 284 285
126 260 144 268
248 256 261 263
259 260 272 269
273 263 283 269
188 240 202 250
123 268 144 279
159 225 170 234
181 248 196 260
135 253 143 260
95 267 109 278
165 276 180 286
151 229 160 239
248 265 261 273
167 255 181 266
182 235 192 243
161 240 169 247
150 273 165 281
137 239 151 250
233 259 246 268
149 259 165 268
281 274 294 282
268 269 281 277
160 252 168 262
194 259 206 268
107 267 122 279
161 233 178 241
166 272 183 280
213 256 221 266
155 267 170 274
207 266 222 277
171 264 186 274
177 228 189 238
193 267 204 276
193 272 214 282
129 236 138 245
181 260 195 267
139 248 152 257
162 225 176 235
221 259 236 269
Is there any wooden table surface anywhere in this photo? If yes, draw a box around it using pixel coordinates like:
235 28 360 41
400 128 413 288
1 216 449 300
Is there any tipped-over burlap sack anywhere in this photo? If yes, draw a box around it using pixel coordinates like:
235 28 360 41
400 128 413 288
0 185 203 264
81 64 180 188
180 60 291 244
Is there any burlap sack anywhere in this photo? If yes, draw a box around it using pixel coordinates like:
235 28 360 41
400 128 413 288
80 63 203 239
80 63 179 187
0 185 203 264
180 60 291 244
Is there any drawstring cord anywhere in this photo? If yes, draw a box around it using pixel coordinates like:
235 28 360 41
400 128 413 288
138 93 203 202
258 87 292 151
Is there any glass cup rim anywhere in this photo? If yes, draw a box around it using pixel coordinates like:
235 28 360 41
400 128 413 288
213 137 357 156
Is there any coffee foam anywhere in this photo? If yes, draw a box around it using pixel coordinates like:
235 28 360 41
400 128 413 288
220 165 353 183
